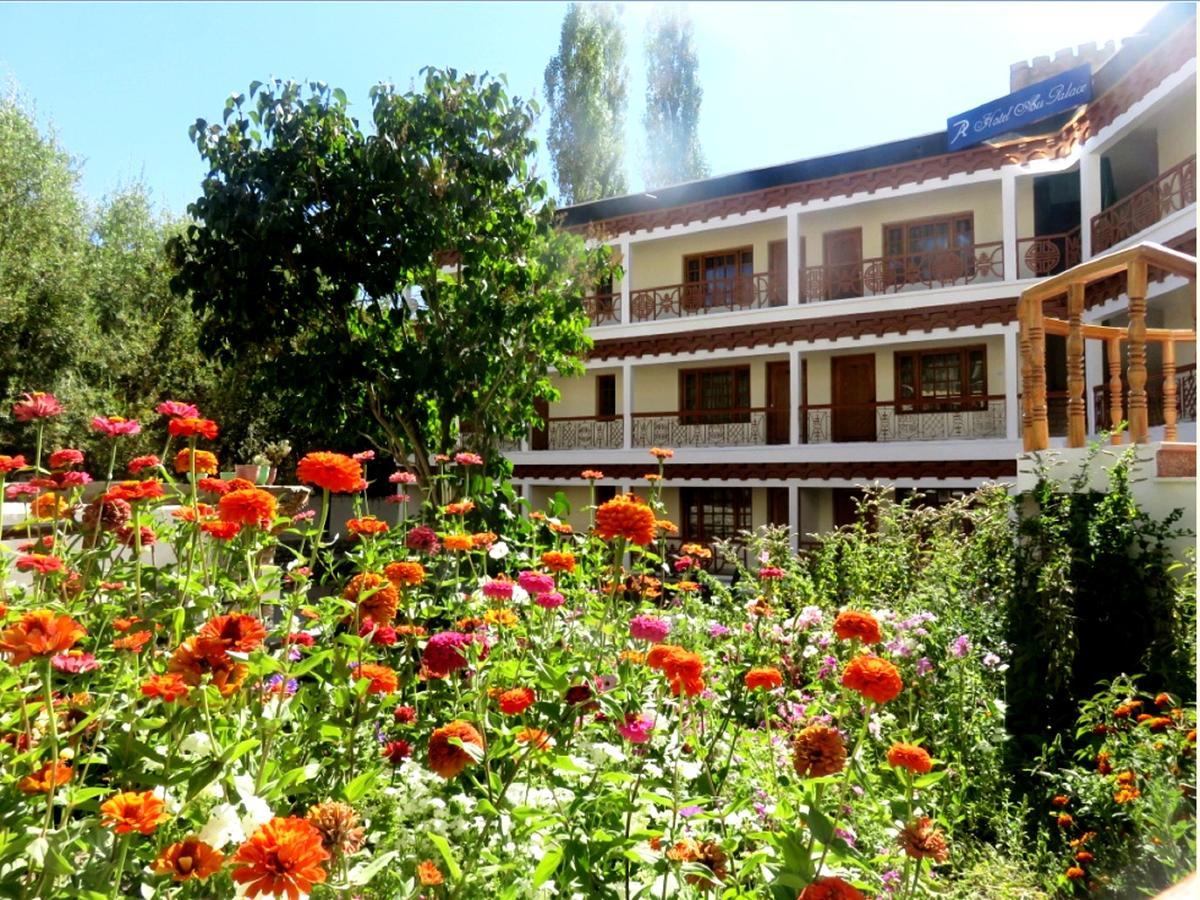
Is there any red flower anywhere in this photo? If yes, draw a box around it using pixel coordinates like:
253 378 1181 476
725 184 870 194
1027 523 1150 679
201 520 242 540
382 739 413 764
197 613 267 658
12 391 63 422
0 453 27 473
47 449 83 470
197 476 231 495
799 876 865 899
141 673 190 702
15 554 64 575
497 687 536 715
104 479 165 504
347 515 388 537
168 417 219 440
153 837 225 882
296 452 362 494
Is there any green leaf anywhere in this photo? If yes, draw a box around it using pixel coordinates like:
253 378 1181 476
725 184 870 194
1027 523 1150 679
531 845 563 887
342 769 376 803
427 832 463 881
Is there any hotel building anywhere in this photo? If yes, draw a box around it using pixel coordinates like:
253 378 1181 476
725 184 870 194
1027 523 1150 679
508 4 1197 560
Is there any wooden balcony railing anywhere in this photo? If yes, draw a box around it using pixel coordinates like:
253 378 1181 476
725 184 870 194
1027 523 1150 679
631 408 772 447
1091 155 1197 254
629 272 784 322
1092 364 1197 431
1020 241 1196 451
801 398 1008 444
583 293 620 326
1016 228 1082 279
800 242 1003 302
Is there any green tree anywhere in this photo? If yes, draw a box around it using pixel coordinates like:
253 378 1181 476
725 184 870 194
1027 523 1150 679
544 3 629 204
642 6 709 189
169 71 612 485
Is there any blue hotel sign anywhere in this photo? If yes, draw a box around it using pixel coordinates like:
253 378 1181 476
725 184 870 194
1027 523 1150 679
947 64 1092 151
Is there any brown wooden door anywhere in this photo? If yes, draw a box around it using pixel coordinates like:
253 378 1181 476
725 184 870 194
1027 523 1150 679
767 239 787 306
832 354 876 442
823 228 863 299
766 360 790 444
767 487 789 528
531 397 549 450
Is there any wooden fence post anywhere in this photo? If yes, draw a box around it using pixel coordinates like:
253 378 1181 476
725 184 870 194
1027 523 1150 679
1126 258 1149 443
1066 282 1086 447
1163 337 1177 442
1107 336 1124 445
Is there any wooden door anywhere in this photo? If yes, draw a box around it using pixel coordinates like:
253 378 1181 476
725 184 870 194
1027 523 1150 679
767 487 790 528
531 397 549 451
832 354 876 442
767 239 788 306
766 360 790 444
823 228 863 299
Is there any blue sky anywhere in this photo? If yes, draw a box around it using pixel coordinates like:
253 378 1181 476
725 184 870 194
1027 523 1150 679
0 1 1167 215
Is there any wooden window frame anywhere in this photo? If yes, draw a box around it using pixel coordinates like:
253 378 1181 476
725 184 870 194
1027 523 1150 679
882 211 975 285
893 344 988 413
595 373 617 421
681 486 752 544
682 245 754 309
678 364 751 425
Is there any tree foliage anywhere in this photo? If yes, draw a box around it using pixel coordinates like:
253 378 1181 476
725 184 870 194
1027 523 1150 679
0 97 216 460
642 6 709 189
169 71 611 483
544 3 629 204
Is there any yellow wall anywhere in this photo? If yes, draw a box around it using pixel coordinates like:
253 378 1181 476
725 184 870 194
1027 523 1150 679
630 219 787 290
1155 87 1197 174
1016 176 1035 240
553 368 624 418
800 182 1004 266
632 356 788 411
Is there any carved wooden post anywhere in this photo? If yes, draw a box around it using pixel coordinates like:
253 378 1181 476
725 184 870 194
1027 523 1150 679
1020 296 1034 451
1029 294 1050 450
1107 336 1124 445
1162 336 1178 442
1066 282 1086 447
1126 258 1149 443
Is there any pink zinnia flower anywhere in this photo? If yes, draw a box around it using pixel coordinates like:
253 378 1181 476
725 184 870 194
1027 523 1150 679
759 566 785 579
6 483 40 500
406 525 440 553
52 652 99 674
481 579 515 601
352 450 375 462
390 471 418 484
617 712 655 744
518 571 555 595
385 494 410 504
91 416 141 437
629 614 671 644
54 471 91 488
12 391 63 422
155 400 199 418
535 591 565 609
454 452 483 466
422 631 475 678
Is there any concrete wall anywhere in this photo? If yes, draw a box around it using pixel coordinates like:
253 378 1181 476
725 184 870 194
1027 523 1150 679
630 218 787 290
1155 86 1197 174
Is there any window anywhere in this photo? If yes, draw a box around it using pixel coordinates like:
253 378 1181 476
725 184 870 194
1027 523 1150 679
594 485 617 506
681 487 751 543
683 246 754 309
883 213 974 284
894 346 987 412
679 366 751 425
596 374 616 419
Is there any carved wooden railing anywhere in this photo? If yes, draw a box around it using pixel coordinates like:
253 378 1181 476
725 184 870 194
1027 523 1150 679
629 272 783 322
583 293 620 326
801 398 1007 444
543 416 623 450
1016 228 1082 279
1020 241 1197 451
631 409 769 447
1091 155 1196 254
1092 364 1197 431
800 242 1003 302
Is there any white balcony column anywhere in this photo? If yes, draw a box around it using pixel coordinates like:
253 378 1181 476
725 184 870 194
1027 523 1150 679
788 484 800 554
1004 325 1020 441
619 237 632 324
1079 148 1102 259
622 362 634 450
787 211 802 306
789 347 803 445
1085 339 1104 434
1001 172 1018 281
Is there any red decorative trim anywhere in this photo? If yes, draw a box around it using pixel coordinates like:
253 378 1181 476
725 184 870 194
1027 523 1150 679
1156 444 1197 478
513 460 1017 481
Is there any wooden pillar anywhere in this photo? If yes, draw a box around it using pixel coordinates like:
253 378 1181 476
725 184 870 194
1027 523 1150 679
1163 337 1178 442
1107 336 1124 445
1125 258 1149 443
1020 296 1034 451
1029 295 1050 451
1066 283 1086 447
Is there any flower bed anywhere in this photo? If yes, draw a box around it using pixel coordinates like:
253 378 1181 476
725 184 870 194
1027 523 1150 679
0 395 1194 898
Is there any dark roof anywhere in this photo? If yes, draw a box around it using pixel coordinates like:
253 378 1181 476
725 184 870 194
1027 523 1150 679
559 2 1196 229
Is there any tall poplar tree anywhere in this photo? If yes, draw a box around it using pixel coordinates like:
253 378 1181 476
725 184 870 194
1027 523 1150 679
642 6 709 190
544 3 628 204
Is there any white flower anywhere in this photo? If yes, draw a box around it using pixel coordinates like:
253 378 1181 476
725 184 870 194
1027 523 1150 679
179 731 215 758
199 802 245 848
488 541 510 560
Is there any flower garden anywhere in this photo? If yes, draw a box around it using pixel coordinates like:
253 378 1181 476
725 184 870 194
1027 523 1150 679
0 394 1194 899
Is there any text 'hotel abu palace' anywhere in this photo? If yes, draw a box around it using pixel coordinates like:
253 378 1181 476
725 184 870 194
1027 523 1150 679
508 3 1197 557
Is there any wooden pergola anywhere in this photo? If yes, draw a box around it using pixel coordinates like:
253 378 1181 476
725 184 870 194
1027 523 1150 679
1019 242 1196 452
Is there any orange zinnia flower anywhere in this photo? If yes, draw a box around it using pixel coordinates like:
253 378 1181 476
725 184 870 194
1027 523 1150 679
167 637 248 696
483 607 519 628
18 761 72 794
497 687 536 715
1065 866 1086 881
417 859 444 886
384 560 426 588
31 493 70 520
296 451 362 494
114 630 154 652
841 655 903 704
168 417 219 440
100 790 168 834
232 816 330 899
792 724 847 778
0 610 86 664
201 520 241 540
898 816 950 862
141 672 191 702
443 500 475 515
887 742 933 774
833 610 882 645
343 573 399 625
515 727 552 749
153 837 225 881
347 516 388 537
442 533 474 552
104 479 166 504
197 613 268 659
646 645 705 696
745 667 784 691
219 488 278 529
173 448 219 475
428 720 484 778
798 876 866 900
471 531 497 549
540 550 576 573
649 447 674 460
594 494 657 545
354 663 398 695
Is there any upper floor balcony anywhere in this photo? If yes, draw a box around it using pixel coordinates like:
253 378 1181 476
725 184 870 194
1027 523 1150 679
1090 155 1196 254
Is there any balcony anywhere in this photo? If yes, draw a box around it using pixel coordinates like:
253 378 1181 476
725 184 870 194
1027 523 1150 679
538 416 623 451
1016 229 1082 280
801 398 1008 444
1091 155 1196 254
1092 364 1197 431
800 241 1003 302
583 293 620 327
631 408 774 447
629 272 784 322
